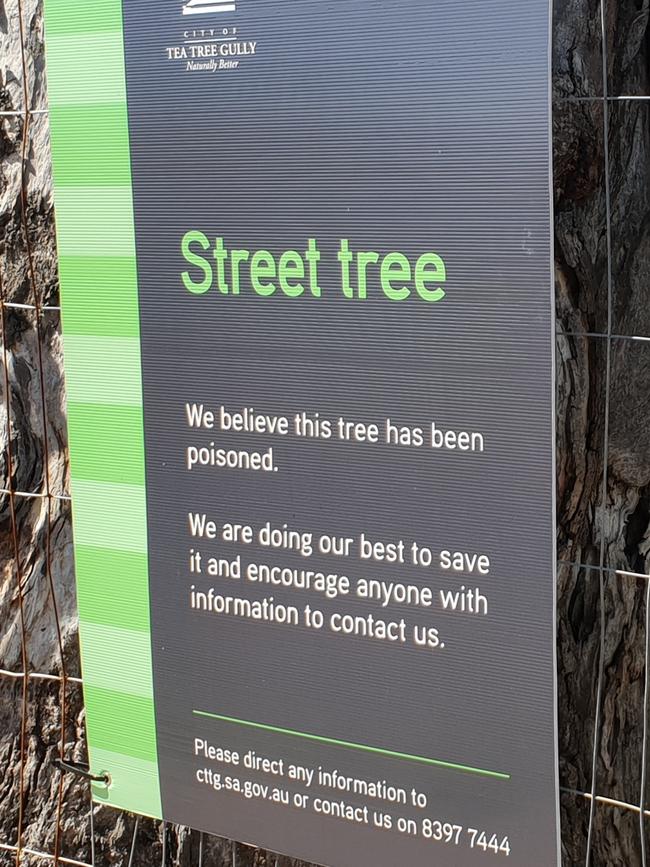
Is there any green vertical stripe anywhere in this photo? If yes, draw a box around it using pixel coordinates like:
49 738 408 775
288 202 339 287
71 479 148 555
44 0 122 36
67 403 145 484
83 685 158 763
81 623 155 698
57 256 141 338
49 105 132 186
75 546 151 632
90 748 161 818
45 0 161 819
46 33 127 107
53 187 136 257
63 335 143 406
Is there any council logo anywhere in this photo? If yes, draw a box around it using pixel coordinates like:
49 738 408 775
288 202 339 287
182 0 236 14
169 0 257 74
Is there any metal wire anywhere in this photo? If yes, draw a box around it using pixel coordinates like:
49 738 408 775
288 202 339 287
89 792 95 867
14 1 69 863
0 192 30 867
584 1 614 862
127 818 139 867
0 670 82 684
161 823 167 867
0 841 92 867
640 579 650 865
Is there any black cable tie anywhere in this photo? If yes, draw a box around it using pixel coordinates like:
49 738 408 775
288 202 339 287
52 757 110 786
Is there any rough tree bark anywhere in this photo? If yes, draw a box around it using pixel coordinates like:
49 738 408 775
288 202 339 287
1 0 649 865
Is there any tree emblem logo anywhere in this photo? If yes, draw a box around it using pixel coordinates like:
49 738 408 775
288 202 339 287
182 0 236 14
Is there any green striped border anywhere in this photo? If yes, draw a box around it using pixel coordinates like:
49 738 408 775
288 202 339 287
44 0 161 819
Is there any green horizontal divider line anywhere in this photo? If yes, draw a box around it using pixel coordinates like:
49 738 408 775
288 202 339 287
45 0 161 818
193 710 511 781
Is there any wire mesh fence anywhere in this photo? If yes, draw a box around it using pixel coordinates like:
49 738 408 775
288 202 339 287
1 0 650 864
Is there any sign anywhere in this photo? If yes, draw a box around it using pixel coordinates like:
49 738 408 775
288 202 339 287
45 1 559 864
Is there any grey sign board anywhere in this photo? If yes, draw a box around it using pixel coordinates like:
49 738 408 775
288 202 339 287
49 0 559 863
